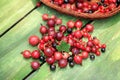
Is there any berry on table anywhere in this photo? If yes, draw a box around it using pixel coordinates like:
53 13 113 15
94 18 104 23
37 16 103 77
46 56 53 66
29 35 39 46
31 50 40 59
31 61 40 70
22 50 31 59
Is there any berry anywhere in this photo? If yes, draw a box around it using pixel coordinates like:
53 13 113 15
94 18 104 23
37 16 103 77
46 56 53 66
56 18 62 25
38 43 44 50
58 59 68 68
54 52 63 60
87 41 93 47
67 56 73 62
95 51 101 56
22 50 31 59
101 44 106 48
31 61 40 70
69 61 74 67
86 24 94 32
75 20 83 28
56 32 64 41
40 26 47 34
74 55 82 64
42 14 49 21
46 57 55 64
85 46 91 52
72 48 80 55
31 50 40 59
81 51 88 59
39 56 45 62
51 15 57 20
67 28 72 34
101 48 106 53
36 2 41 7
74 30 82 39
59 25 67 32
90 54 95 60
48 30 56 38
44 47 54 57
52 42 57 48
67 20 75 28
50 64 56 71
29 35 39 46
47 19 55 27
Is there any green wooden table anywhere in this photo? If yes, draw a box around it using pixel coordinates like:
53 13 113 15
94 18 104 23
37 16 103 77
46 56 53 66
0 0 120 80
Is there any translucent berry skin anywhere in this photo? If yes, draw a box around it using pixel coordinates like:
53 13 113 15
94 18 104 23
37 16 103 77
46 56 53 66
74 55 82 64
22 50 31 59
54 52 63 60
42 14 49 21
31 50 40 59
85 24 94 32
47 19 55 27
44 47 54 57
40 26 48 34
31 61 40 70
75 20 83 28
29 35 39 46
81 51 88 59
58 59 68 68
46 57 55 65
67 20 75 28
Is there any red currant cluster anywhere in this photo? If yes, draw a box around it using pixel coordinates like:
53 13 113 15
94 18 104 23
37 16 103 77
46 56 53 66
22 14 106 71
50 0 120 13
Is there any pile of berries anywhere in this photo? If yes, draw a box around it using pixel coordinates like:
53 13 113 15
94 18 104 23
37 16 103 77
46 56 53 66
21 13 106 71
50 0 120 13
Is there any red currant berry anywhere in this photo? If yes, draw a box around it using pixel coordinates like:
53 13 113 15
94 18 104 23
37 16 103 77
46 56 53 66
22 50 31 59
74 30 82 39
42 14 49 21
44 47 54 57
31 61 40 70
31 50 40 59
95 51 101 56
36 2 41 7
75 20 83 28
40 26 47 34
38 43 44 50
86 24 94 32
59 25 67 33
101 44 106 48
29 35 39 46
56 18 62 25
47 19 55 27
72 48 80 55
58 59 68 68
46 57 55 65
54 52 63 60
67 20 75 28
85 46 91 52
74 55 82 64
56 32 64 41
81 51 88 59
51 15 57 20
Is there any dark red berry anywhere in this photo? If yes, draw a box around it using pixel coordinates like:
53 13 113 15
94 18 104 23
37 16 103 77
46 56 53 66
74 55 82 64
40 26 48 34
46 57 55 65
31 50 40 59
31 61 40 70
56 32 64 41
59 25 67 32
44 47 54 57
42 14 49 21
56 18 62 25
22 50 31 59
47 19 55 27
54 52 63 60
86 24 94 32
29 35 39 46
58 59 68 68
74 30 82 39
81 51 88 59
75 20 83 28
67 20 75 28
72 48 80 55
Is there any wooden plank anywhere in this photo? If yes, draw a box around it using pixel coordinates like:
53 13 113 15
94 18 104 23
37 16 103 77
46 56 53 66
0 0 36 35
0 4 89 80
29 13 120 80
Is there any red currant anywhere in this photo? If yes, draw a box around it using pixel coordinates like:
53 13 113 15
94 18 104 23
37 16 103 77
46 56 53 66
31 61 40 70
74 55 82 64
29 35 39 46
22 50 31 59
31 50 40 59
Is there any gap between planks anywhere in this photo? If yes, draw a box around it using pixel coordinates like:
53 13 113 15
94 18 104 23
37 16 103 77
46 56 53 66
0 6 38 38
